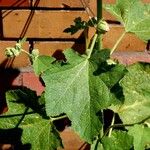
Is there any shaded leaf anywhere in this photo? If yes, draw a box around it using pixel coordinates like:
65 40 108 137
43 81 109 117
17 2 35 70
99 64 126 89
110 63 150 124
0 88 62 150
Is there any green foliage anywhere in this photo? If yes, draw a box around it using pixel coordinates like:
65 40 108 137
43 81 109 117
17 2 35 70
128 125 150 150
33 55 55 75
110 63 150 124
104 0 150 42
101 130 133 150
2 0 150 149
41 48 112 143
0 88 62 150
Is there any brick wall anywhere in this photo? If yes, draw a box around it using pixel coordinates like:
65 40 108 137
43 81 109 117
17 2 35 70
0 0 149 149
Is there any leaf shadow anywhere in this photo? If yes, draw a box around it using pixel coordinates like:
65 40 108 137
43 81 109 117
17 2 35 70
9 86 48 119
0 128 31 150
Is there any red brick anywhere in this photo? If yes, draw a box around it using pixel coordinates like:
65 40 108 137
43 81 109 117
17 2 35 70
112 52 150 65
22 72 44 95
58 128 87 150
33 41 85 56
0 0 29 7
32 0 89 8
102 25 146 51
2 10 88 39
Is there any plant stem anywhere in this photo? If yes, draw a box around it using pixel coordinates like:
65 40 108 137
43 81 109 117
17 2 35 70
97 0 102 51
87 33 98 59
108 113 115 137
97 0 102 21
21 49 31 56
50 114 68 122
84 28 89 50
110 31 126 55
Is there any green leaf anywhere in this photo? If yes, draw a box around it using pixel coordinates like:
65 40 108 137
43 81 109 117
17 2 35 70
32 55 55 75
99 64 126 89
0 88 62 150
101 130 133 150
110 63 150 124
91 139 104 150
128 124 150 150
42 49 112 143
104 0 150 42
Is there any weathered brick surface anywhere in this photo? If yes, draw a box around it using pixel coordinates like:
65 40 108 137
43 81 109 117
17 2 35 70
58 128 88 150
112 52 150 65
103 25 146 51
32 0 88 8
0 0 29 7
34 41 85 55
22 72 44 95
2 10 88 38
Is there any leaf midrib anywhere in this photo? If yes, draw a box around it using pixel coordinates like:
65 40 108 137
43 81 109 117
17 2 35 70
50 60 88 107
118 99 150 112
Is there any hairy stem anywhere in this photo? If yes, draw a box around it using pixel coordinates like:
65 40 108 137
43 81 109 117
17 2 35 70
110 31 126 55
50 114 68 122
84 28 89 50
21 49 31 56
87 33 98 59
108 113 115 137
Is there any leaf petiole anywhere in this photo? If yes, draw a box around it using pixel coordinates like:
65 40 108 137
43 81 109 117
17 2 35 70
50 114 68 122
87 33 98 59
110 31 126 55
108 113 115 137
21 49 31 57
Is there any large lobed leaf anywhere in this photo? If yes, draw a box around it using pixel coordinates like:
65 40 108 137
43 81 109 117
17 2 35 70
41 49 126 143
0 88 62 150
110 63 150 124
104 0 150 42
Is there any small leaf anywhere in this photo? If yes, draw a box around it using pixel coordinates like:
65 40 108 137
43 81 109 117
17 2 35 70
104 0 150 42
101 130 133 150
128 124 150 150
